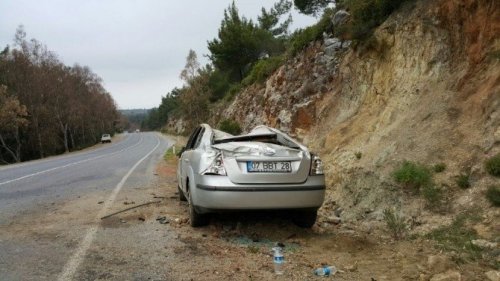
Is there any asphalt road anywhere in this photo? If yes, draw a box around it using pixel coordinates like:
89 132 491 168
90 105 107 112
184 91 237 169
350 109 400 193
0 132 172 281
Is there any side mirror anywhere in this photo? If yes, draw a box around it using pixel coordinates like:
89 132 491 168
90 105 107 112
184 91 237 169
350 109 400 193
177 146 186 157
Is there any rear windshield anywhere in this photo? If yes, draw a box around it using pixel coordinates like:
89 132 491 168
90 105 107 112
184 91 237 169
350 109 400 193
213 133 277 144
213 132 300 149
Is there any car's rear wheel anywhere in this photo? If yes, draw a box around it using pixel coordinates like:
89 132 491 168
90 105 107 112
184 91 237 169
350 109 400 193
178 185 187 201
188 190 209 227
293 210 318 228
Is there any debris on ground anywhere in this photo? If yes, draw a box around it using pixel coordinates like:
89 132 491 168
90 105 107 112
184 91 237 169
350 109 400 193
100 201 161 220
226 235 300 253
156 216 170 224
313 265 337 276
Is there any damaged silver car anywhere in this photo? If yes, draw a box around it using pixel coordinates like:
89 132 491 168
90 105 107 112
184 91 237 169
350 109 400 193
176 124 325 227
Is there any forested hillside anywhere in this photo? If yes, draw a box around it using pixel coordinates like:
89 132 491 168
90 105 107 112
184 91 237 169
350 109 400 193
0 27 118 163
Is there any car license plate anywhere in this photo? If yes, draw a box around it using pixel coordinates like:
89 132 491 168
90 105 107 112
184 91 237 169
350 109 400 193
247 161 292 173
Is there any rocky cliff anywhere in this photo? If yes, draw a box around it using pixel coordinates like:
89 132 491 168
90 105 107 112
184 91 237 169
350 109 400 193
213 0 499 235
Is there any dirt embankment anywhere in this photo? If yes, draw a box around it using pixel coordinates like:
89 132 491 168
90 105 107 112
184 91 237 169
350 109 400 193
208 0 500 278
144 153 493 281
217 0 499 228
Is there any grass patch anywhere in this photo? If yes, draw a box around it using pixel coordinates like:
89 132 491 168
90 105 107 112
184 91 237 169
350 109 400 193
242 56 284 86
164 144 183 161
392 161 446 209
287 8 334 56
247 245 260 254
433 163 446 173
426 212 482 262
383 208 407 240
224 83 243 101
456 174 471 189
488 49 500 61
485 153 500 177
486 185 500 207
421 185 443 209
392 161 432 191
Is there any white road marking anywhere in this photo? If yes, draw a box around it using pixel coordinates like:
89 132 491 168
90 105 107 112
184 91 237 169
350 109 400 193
58 135 162 281
0 135 144 186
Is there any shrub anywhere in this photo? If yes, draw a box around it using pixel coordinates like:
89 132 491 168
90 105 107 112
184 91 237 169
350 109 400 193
342 0 414 42
242 56 284 86
426 212 482 261
355 152 362 159
392 161 432 191
224 83 243 101
383 208 407 240
486 185 500 207
488 49 500 61
288 25 321 56
433 163 446 173
218 119 242 135
456 174 471 189
485 153 500 177
287 8 334 56
164 144 183 161
422 185 443 208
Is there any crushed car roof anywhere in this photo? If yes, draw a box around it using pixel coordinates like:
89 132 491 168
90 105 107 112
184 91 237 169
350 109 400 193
212 125 302 150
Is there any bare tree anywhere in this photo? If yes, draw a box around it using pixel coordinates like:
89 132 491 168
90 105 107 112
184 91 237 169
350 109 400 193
179 51 210 129
0 85 28 163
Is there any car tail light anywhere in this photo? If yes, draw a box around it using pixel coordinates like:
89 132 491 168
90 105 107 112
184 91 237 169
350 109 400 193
310 154 324 175
202 153 227 176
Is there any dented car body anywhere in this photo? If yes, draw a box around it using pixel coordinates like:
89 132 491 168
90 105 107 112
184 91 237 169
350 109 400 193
177 124 325 227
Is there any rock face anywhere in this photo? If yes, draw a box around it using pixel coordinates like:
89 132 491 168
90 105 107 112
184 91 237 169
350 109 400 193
471 239 498 249
213 0 500 226
485 271 500 281
427 255 453 274
215 41 341 136
430 271 462 281
331 10 350 27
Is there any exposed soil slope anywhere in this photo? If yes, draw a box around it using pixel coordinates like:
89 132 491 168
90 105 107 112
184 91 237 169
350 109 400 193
210 0 500 274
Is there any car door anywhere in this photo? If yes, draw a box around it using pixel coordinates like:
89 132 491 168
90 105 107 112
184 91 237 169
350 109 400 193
179 127 202 191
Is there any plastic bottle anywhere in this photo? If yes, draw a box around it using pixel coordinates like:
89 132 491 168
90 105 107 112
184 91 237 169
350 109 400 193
272 247 284 275
314 265 337 276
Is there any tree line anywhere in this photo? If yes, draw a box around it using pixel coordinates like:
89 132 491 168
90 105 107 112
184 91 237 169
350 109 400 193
0 27 118 163
142 0 295 132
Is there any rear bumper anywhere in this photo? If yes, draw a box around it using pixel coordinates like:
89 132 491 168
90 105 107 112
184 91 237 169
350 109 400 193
192 175 325 213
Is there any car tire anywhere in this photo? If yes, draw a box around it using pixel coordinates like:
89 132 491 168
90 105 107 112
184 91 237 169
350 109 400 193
178 185 187 201
188 191 209 227
293 210 317 228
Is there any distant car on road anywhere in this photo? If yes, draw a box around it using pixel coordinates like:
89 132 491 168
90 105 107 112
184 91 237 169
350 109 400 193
177 124 325 227
101 134 111 143
135 129 140 133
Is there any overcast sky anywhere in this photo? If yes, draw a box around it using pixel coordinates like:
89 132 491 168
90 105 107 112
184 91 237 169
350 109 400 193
0 0 316 109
